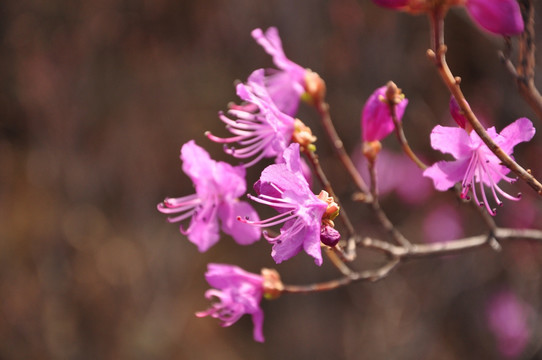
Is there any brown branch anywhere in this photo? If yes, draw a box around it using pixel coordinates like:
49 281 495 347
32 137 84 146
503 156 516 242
501 0 542 122
281 227 542 294
313 100 373 203
368 156 412 248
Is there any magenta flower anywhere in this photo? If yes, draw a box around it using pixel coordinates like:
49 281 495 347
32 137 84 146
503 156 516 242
206 69 295 168
157 141 261 252
486 290 531 358
371 0 408 9
371 0 524 36
465 0 524 36
423 117 535 215
196 263 265 342
361 85 408 142
241 143 329 265
251 27 308 116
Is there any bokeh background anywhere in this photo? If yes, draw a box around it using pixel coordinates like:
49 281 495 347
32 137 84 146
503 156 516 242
1 0 542 359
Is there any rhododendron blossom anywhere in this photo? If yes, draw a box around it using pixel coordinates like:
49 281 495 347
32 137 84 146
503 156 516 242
423 118 535 215
206 69 295 167
240 143 331 266
252 27 308 116
196 263 265 342
157 141 261 251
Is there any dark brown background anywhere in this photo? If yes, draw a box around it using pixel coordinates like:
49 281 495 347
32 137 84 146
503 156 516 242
1 0 542 359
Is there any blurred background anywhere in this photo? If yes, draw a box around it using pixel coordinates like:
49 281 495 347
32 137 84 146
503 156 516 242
1 0 542 359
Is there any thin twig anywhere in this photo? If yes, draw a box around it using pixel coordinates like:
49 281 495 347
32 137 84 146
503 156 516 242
368 157 412 248
314 100 373 202
281 227 542 294
390 103 428 171
501 0 542 122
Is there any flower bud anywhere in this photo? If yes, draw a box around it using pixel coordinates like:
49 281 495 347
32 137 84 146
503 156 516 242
361 84 408 142
320 225 341 247
371 0 409 9
465 0 524 36
261 268 284 300
449 96 473 132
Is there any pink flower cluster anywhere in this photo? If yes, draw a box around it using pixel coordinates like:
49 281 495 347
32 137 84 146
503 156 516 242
157 23 537 343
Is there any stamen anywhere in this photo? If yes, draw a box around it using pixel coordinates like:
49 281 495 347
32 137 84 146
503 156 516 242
166 208 197 223
246 193 297 209
237 210 297 227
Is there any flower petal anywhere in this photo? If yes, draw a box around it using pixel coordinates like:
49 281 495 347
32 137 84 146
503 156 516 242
497 117 536 154
218 201 261 245
251 309 265 343
187 215 220 252
423 159 470 191
181 140 213 183
271 223 305 264
429 125 472 159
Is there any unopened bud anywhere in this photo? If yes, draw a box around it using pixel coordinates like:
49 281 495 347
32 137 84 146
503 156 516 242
261 268 284 300
292 119 317 148
449 96 473 132
320 225 341 247
303 70 326 105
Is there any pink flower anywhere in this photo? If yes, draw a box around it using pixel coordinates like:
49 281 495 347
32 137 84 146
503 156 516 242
361 85 408 142
486 290 531 358
465 0 524 36
372 0 524 36
251 27 307 116
423 117 535 215
206 69 295 168
196 263 265 342
241 143 329 266
157 141 261 251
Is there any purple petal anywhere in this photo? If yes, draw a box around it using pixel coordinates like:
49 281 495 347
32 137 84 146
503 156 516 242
362 86 408 142
187 215 220 252
497 117 536 154
251 27 306 76
251 309 265 343
181 140 213 182
218 201 261 245
205 263 263 289
466 0 524 35
429 125 472 159
213 163 247 198
271 223 305 264
423 159 470 191
303 227 323 266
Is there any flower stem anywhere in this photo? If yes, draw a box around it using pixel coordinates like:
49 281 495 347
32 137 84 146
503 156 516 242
367 158 412 248
389 103 428 171
314 99 373 202
282 228 542 294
